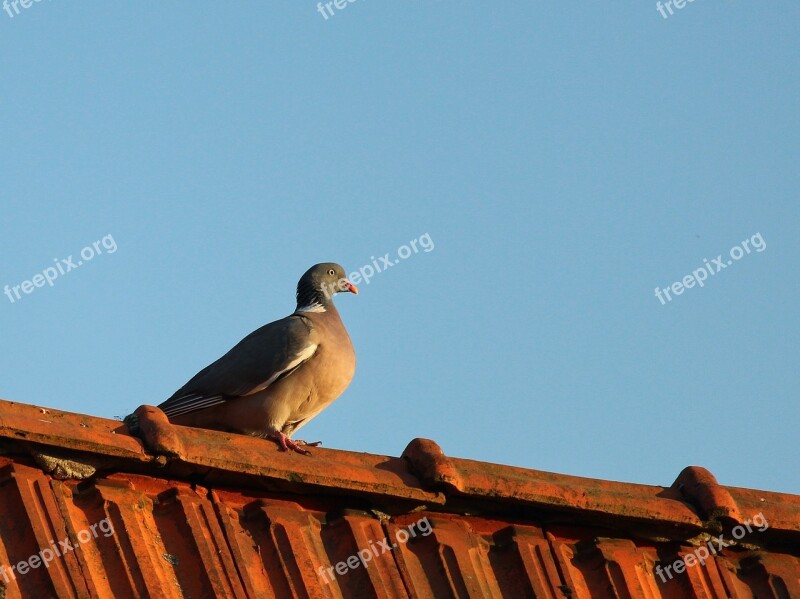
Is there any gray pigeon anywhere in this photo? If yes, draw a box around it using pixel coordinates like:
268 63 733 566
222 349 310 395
157 263 357 454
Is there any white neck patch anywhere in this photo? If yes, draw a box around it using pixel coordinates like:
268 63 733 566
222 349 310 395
297 303 326 313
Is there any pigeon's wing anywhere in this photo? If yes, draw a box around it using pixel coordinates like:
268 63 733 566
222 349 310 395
159 314 318 418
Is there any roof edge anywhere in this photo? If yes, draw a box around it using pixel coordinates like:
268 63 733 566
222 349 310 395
0 398 798 547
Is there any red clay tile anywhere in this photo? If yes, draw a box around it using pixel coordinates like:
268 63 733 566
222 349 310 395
0 397 796 598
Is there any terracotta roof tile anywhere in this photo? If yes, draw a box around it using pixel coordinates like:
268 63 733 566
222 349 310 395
0 397 797 598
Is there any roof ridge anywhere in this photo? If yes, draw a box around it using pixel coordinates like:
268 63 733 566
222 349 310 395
0 397 798 548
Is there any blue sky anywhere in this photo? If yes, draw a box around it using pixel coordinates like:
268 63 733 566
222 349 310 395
1 2 798 494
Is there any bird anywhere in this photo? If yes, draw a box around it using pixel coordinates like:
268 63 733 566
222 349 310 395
155 263 358 454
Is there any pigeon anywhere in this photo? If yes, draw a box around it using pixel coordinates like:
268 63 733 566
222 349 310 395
156 263 357 454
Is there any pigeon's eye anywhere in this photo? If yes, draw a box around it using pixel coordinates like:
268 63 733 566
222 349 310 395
328 269 335 276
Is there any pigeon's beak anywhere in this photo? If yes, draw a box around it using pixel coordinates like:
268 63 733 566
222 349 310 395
344 280 358 295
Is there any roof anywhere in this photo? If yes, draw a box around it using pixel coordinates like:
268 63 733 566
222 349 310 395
0 397 797 598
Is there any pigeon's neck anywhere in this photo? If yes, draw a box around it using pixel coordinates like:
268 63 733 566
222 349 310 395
296 283 332 313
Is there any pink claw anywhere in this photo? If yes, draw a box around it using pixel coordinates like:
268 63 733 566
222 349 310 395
267 432 321 455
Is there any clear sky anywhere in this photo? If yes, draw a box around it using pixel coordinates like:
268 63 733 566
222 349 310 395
1 2 797 494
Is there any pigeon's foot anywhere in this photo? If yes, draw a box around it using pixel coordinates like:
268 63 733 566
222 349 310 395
267 432 321 455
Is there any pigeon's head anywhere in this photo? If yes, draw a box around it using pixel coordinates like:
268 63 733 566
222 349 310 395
296 263 358 310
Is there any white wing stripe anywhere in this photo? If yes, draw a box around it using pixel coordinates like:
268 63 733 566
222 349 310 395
245 343 318 395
